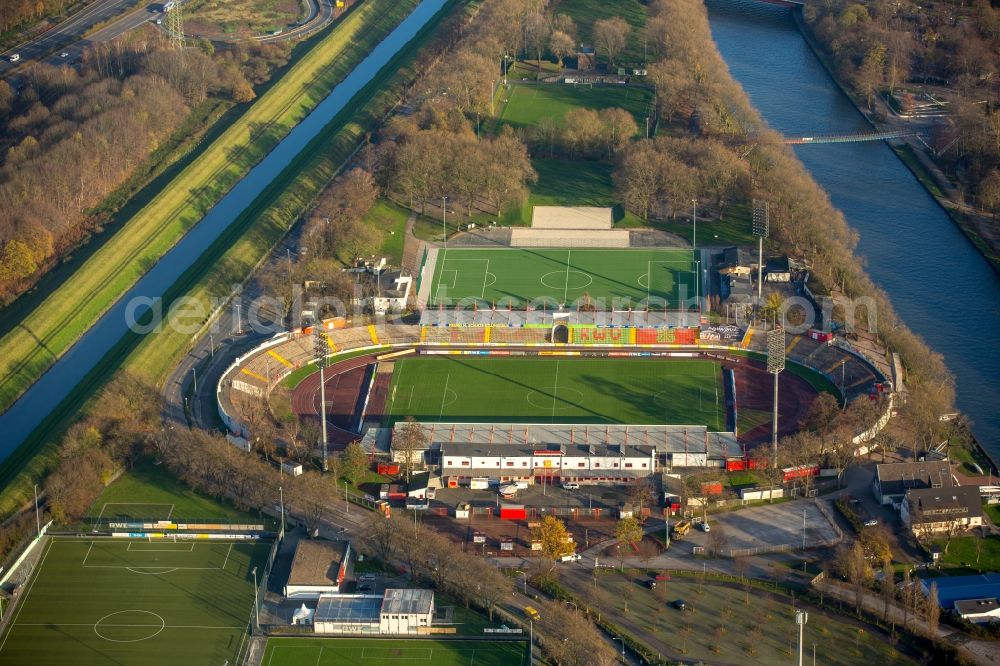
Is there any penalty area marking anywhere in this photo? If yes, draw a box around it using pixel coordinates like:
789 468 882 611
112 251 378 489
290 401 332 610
94 502 175 524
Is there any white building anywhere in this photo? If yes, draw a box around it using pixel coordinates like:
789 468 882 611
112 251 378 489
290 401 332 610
313 589 434 635
901 486 983 536
955 598 1000 624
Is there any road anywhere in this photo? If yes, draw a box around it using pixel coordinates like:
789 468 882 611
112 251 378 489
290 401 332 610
0 0 337 86
0 0 149 76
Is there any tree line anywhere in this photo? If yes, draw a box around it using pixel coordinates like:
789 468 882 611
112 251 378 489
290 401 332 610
630 0 956 452
803 0 1000 218
0 31 288 304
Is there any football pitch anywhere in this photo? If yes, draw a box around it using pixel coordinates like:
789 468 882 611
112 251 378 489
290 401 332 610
497 81 654 132
263 637 528 665
428 248 698 308
0 537 271 665
386 357 724 428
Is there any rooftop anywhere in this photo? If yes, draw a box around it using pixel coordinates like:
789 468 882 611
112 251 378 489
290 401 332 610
905 485 983 523
381 588 434 615
876 460 953 496
315 594 382 623
400 423 738 458
921 573 1000 609
287 540 346 587
955 598 1000 616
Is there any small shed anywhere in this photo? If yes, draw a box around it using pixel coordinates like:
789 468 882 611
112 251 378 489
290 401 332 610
454 502 470 519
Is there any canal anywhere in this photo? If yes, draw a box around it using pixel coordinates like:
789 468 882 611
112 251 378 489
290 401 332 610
707 0 1000 457
0 0 448 464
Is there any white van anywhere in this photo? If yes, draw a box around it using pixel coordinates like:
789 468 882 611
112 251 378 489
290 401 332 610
9 54 20 63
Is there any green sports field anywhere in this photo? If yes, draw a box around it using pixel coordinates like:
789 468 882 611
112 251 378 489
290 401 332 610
428 248 698 308
0 537 270 665
386 357 724 428
263 637 528 665
497 82 654 132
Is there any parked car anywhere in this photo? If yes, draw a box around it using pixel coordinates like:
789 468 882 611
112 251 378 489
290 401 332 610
700 521 711 532
647 580 657 589
563 483 580 490
59 52 69 58
672 599 686 610
9 54 20 62
560 553 582 562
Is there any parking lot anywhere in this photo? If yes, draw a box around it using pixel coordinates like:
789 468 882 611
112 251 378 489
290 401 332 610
708 499 842 556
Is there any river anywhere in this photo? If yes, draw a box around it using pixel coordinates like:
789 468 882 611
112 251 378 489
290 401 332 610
707 0 1000 458
0 0 447 465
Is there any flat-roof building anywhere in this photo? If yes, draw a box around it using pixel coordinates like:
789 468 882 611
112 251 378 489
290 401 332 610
313 589 434 635
284 540 351 599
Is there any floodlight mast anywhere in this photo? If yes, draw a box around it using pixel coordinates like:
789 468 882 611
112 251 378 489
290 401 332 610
767 326 785 468
314 328 328 471
752 200 769 318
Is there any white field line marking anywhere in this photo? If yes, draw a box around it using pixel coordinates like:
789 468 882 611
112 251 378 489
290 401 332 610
316 646 324 666
19 623 243 629
0 539 54 654
83 564 218 570
469 649 475 665
438 373 451 421
481 258 490 299
405 385 415 410
166 503 175 520
222 542 234 570
83 540 95 567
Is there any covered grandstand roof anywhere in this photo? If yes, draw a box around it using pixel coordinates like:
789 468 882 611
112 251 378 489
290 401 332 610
400 423 739 459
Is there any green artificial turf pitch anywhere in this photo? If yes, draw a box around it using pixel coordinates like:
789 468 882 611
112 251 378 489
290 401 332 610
386 357 724 428
428 248 698 308
263 637 528 665
0 537 270 665
497 82 653 133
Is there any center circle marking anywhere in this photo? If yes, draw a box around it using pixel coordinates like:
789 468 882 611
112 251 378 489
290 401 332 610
94 609 166 643
526 387 585 410
539 270 593 291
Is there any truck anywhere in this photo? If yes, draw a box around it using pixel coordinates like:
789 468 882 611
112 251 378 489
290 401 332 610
524 606 541 621
671 520 692 539
470 477 490 490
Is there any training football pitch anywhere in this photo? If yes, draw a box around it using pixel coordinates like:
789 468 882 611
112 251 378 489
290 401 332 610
497 81 654 132
428 248 698 308
386 357 724 428
263 637 528 666
0 537 271 665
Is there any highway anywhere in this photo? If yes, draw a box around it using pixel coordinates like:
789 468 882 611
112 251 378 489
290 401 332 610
0 0 337 85
0 0 153 76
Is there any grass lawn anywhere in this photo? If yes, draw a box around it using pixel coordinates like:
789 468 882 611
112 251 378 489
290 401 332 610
586 573 913 665
262 637 527 665
184 0 304 37
931 535 1000 573
0 0 419 417
497 82 653 133
648 200 758 246
0 537 271 666
427 247 697 308
552 0 648 65
86 459 260 525
366 200 411 265
386 357 725 428
984 503 1000 526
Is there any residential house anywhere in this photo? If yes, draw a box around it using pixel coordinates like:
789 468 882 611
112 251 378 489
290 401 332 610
901 485 983 536
872 460 953 506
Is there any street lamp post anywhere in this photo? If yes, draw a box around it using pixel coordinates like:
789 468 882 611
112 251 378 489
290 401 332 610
442 196 448 247
33 484 40 537
515 569 527 594
796 610 809 666
692 199 697 250
251 566 260 633
613 636 625 661
344 481 349 514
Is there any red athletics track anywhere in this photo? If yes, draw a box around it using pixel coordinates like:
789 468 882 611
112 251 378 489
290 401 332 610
291 353 380 445
725 355 817 445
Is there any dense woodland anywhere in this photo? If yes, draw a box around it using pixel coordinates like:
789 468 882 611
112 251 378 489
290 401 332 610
803 0 1000 217
0 0 76 36
0 32 287 303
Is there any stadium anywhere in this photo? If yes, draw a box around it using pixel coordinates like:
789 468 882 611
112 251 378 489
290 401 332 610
217 206 889 476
